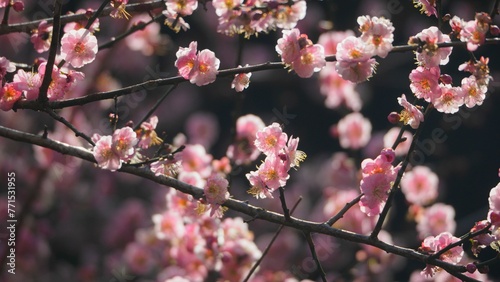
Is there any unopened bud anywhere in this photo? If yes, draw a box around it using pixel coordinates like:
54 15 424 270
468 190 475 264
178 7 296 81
490 25 500 36
466 263 477 274
440 74 453 85
12 1 24 12
387 112 400 124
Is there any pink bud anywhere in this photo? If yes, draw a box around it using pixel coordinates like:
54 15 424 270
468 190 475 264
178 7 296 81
439 74 453 85
12 1 24 12
466 263 477 274
387 112 400 124
490 25 500 36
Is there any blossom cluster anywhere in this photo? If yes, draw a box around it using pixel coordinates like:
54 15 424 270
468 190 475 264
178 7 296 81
227 114 265 165
450 12 493 51
162 0 198 32
359 148 400 217
275 28 326 78
334 16 394 83
246 122 306 199
212 0 306 38
122 188 262 281
92 127 138 171
175 41 220 86
419 232 464 278
0 58 85 110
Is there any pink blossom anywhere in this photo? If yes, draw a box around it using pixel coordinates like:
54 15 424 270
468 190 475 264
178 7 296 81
460 20 488 51
449 16 465 34
31 20 53 53
246 170 273 199
0 83 22 111
185 112 219 149
397 94 424 129
357 16 394 58
433 84 464 114
150 158 180 177
319 64 362 111
291 44 326 78
110 0 130 19
275 28 304 65
123 242 155 275
461 75 487 108
60 28 98 68
257 154 289 190
414 26 452 67
231 65 252 92
203 174 230 216
0 56 15 81
112 126 138 161
409 66 441 103
165 0 198 16
178 144 213 178
413 0 437 17
283 136 306 170
488 183 500 226
318 30 355 56
152 210 186 240
163 9 190 32
175 41 198 79
334 35 378 82
274 0 306 29
0 0 8 8
383 127 412 156
37 62 68 101
93 135 122 171
63 9 100 33
126 14 165 56
336 112 372 150
212 0 243 17
226 114 265 165
137 116 162 149
401 166 438 206
254 122 288 156
359 173 392 217
417 203 456 239
420 232 463 278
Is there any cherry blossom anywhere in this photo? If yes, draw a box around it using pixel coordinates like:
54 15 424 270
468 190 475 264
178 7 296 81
401 166 438 206
63 9 100 32
178 144 213 178
175 42 220 86
231 65 252 92
0 56 15 81
335 35 378 83
126 14 166 56
92 135 121 171
357 16 394 58
461 75 487 108
60 28 98 68
413 26 452 67
417 203 456 239
318 30 355 56
397 94 424 129
31 20 53 53
254 122 288 156
110 0 130 19
137 116 162 149
0 83 22 111
409 66 441 103
419 232 464 278
203 173 230 217
413 0 437 17
335 112 372 150
226 114 265 165
112 126 138 161
92 127 138 171
488 182 500 227
433 84 464 114
165 0 198 16
319 64 362 111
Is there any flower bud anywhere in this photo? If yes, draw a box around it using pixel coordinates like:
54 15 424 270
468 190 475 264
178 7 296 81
440 74 453 85
12 1 24 12
466 263 477 273
387 112 400 124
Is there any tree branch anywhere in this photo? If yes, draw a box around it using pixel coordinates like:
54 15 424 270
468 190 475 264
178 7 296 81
304 232 327 282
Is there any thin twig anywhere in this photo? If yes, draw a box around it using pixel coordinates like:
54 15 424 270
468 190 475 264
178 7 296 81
243 197 302 282
324 193 363 226
491 0 500 20
37 0 63 103
370 105 433 240
1 1 11 25
304 232 327 282
44 108 95 146
85 0 112 31
133 84 177 131
429 222 492 260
